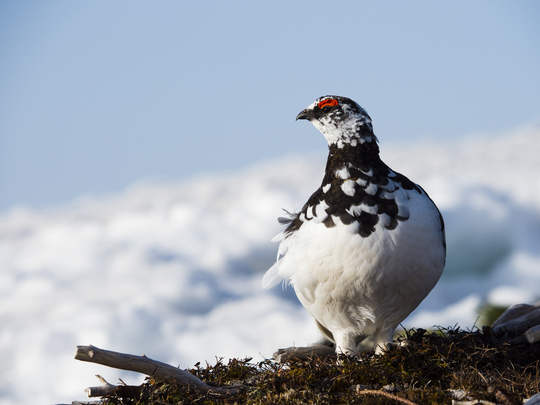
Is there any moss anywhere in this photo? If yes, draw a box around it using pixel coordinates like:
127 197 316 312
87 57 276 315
103 327 540 405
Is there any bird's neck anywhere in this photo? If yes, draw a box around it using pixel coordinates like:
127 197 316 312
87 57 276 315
325 141 381 173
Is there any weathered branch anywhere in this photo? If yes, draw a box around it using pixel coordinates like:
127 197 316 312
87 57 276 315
492 304 540 337
75 345 242 396
525 392 540 405
71 402 103 405
85 375 117 397
491 303 540 331
524 324 540 344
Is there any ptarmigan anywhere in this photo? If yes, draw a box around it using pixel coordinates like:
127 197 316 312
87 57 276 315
262 95 446 357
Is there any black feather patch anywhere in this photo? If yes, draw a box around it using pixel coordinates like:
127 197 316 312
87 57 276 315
283 142 424 238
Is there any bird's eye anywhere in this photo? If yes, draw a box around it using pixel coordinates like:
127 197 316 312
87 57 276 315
317 98 339 112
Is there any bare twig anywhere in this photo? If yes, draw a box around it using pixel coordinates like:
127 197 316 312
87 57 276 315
75 345 242 396
353 386 418 405
85 375 117 398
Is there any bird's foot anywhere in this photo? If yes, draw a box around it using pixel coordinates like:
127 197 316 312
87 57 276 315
374 341 397 355
273 344 336 363
334 345 363 365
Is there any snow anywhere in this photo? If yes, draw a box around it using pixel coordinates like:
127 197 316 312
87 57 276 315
1 125 539 404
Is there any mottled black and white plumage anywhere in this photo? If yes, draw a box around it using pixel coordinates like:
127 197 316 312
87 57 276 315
262 96 446 356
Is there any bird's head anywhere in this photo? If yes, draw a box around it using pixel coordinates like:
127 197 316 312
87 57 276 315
296 96 377 148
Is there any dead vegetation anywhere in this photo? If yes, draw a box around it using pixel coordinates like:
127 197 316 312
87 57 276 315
96 326 540 405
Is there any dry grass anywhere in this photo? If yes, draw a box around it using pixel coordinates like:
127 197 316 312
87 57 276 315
102 327 540 405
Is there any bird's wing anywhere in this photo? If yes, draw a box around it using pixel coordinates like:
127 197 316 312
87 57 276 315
261 231 291 289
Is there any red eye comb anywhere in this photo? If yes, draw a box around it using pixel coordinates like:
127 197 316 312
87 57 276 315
317 99 339 109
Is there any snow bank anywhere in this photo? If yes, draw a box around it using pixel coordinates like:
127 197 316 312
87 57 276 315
0 125 539 404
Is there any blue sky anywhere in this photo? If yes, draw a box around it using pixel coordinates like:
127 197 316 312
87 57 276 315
1 1 539 212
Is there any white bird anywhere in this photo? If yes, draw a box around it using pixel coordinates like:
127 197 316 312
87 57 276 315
262 96 446 356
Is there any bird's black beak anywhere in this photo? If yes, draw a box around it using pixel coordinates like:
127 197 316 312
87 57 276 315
296 109 310 121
